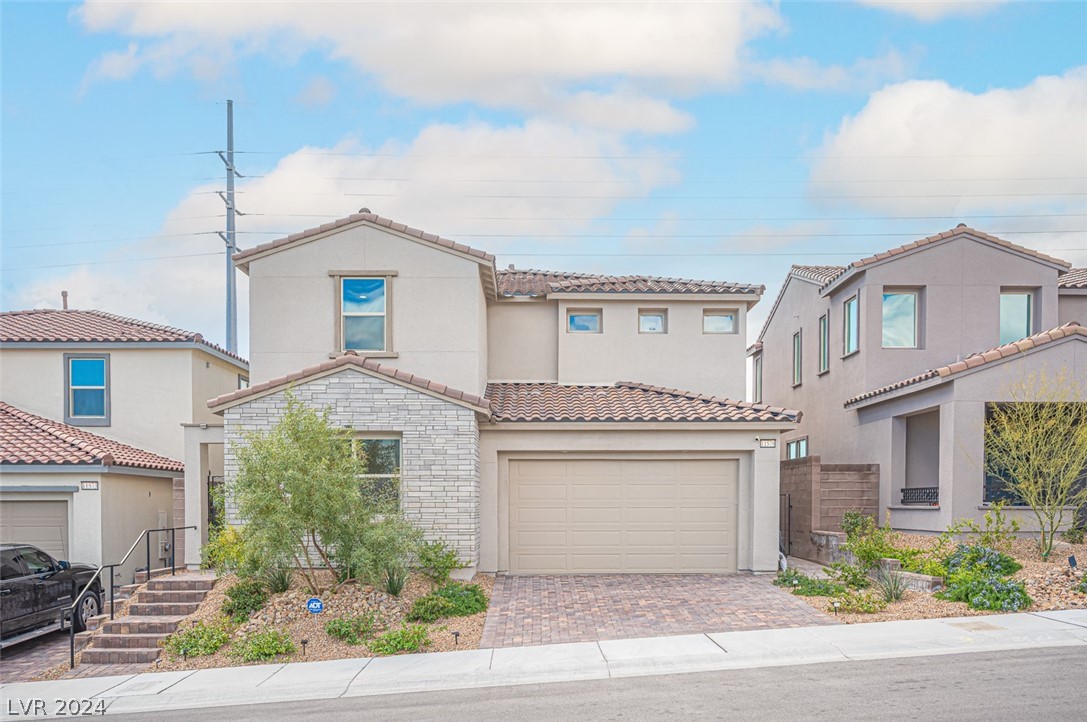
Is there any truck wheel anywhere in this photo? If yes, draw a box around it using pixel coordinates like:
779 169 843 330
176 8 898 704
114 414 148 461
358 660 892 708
75 590 101 632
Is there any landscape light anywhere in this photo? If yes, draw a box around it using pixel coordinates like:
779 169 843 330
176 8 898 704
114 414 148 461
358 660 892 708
452 631 461 646
301 639 309 656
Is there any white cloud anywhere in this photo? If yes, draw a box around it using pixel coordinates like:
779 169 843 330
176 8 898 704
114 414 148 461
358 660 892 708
294 76 336 107
749 49 914 92
74 1 783 133
857 1 1008 22
79 42 141 91
809 68 1087 218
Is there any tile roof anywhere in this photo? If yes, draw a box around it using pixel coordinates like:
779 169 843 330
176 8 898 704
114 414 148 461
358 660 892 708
789 265 847 286
0 403 183 472
0 309 248 365
844 323 1087 408
496 268 763 297
485 381 800 423
1059 268 1087 289
233 212 496 265
208 353 491 412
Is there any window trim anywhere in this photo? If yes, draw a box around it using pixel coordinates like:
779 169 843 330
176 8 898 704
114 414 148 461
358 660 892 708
792 330 803 388
999 289 1035 345
703 308 739 334
567 308 603 334
350 434 403 478
638 308 668 334
881 288 920 349
843 294 860 358
64 353 110 427
238 375 249 390
752 353 763 404
786 437 809 460
331 272 396 355
818 312 830 375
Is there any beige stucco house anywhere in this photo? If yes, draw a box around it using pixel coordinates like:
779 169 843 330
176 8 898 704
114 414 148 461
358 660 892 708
0 309 249 583
752 226 1087 535
187 211 800 575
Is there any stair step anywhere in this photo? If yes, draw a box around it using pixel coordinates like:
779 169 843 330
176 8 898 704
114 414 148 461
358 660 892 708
119 583 142 598
81 647 161 664
146 577 215 592
93 633 169 649
101 616 187 635
127 602 201 616
138 590 207 604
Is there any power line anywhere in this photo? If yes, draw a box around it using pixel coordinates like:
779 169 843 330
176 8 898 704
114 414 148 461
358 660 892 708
6 232 222 249
189 175 1087 184
233 150 1080 160
4 251 225 272
240 212 1087 221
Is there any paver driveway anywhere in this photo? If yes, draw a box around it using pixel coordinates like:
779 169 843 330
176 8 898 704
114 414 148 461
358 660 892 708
0 631 70 683
479 574 837 648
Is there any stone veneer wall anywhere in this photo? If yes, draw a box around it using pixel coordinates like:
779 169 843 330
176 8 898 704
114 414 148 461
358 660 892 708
780 455 879 561
222 369 481 566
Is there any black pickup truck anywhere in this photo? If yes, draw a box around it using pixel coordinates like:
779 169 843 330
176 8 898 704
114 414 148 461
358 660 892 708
0 544 102 648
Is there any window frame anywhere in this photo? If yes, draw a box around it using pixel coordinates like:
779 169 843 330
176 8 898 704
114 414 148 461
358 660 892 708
351 434 403 507
818 312 830 375
238 375 249 390
843 294 860 357
999 289 1034 345
752 353 763 404
792 330 803 387
567 308 603 334
64 353 110 427
702 308 739 335
881 288 920 349
786 437 809 460
340 276 390 353
637 309 668 334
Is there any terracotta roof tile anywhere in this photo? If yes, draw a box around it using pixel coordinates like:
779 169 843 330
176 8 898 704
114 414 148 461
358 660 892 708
208 353 490 412
496 268 604 297
496 268 762 297
789 265 848 286
0 403 183 472
0 309 248 365
1059 268 1087 289
486 381 800 423
845 323 1087 407
848 225 1070 274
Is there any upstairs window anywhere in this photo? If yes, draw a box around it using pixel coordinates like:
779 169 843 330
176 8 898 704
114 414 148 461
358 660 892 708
342 277 387 352
703 309 737 334
753 354 763 403
843 295 860 356
882 290 919 348
567 309 602 333
638 309 667 334
65 355 109 426
792 330 803 387
999 291 1033 345
786 438 809 460
818 313 830 374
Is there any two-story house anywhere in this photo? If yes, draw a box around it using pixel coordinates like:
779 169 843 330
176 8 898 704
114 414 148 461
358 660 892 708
184 211 800 576
752 225 1086 537
0 309 249 582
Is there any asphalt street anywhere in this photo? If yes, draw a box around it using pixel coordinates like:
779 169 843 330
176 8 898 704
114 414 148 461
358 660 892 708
112 646 1085 721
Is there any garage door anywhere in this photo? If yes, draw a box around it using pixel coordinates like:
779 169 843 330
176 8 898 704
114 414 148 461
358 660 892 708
0 500 69 559
509 458 738 574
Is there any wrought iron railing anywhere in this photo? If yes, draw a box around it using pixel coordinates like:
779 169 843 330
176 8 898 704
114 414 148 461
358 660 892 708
900 486 939 506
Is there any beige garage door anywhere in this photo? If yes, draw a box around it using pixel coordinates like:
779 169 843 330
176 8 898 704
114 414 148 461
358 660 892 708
0 500 69 559
509 458 738 574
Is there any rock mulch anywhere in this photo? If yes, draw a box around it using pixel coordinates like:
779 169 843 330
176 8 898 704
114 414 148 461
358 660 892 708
791 535 1087 623
150 571 493 673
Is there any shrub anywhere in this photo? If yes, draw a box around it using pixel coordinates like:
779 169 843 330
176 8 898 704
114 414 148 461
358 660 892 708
843 515 911 572
773 570 846 597
201 525 250 576
840 510 872 541
1077 576 1087 595
163 619 232 658
833 591 887 614
901 556 948 579
263 566 293 594
383 564 408 596
325 613 377 645
368 624 430 655
222 580 269 623
352 516 423 593
432 583 488 616
407 595 456 622
876 569 908 602
417 540 465 585
231 630 295 662
943 502 1021 553
937 569 1032 611
945 544 1021 577
827 561 870 590
1061 525 1085 545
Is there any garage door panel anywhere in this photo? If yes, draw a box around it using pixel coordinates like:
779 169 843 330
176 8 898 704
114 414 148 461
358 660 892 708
625 530 677 545
514 530 568 547
513 506 568 525
514 483 568 501
625 554 679 571
512 459 568 477
625 507 675 523
0 500 69 560
569 460 622 476
570 507 622 523
625 485 678 501
570 484 622 500
681 484 733 500
570 530 622 546
619 460 676 476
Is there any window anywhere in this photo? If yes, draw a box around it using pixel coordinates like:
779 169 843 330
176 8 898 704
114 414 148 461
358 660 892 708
567 309 602 333
792 330 803 387
341 277 387 352
818 313 830 374
843 295 860 356
1 550 24 580
638 309 667 334
238 375 250 390
999 291 1033 345
352 437 402 506
65 354 109 425
753 354 763 404
882 290 919 348
786 438 808 460
703 309 737 334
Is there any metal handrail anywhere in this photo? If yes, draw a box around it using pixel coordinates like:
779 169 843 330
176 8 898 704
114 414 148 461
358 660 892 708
63 525 196 668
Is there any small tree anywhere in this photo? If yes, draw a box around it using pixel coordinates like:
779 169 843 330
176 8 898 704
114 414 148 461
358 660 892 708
231 392 415 593
983 368 1087 560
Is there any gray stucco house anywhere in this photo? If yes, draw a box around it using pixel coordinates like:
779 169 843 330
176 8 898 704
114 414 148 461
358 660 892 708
184 211 800 576
751 225 1087 534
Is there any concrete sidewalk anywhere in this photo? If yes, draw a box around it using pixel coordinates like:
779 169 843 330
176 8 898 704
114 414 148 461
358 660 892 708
3 609 1085 718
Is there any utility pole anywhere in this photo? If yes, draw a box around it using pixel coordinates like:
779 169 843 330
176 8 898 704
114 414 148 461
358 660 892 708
217 99 242 354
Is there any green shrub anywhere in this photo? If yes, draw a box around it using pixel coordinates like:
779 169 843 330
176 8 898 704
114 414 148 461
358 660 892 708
407 595 456 622
772 570 847 597
840 510 873 541
325 613 377 645
201 525 251 575
942 502 1021 552
1077 576 1087 595
162 619 232 658
827 561 870 590
432 583 488 616
222 580 269 622
262 566 293 594
1061 525 1085 545
876 569 908 602
231 630 295 662
368 624 430 655
937 569 1032 611
833 591 887 614
901 556 948 579
417 540 465 585
383 564 408 596
945 544 1021 577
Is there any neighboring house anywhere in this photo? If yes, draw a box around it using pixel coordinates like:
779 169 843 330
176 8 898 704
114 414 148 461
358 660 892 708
0 403 183 584
752 225 1087 535
185 211 799 575
0 309 250 581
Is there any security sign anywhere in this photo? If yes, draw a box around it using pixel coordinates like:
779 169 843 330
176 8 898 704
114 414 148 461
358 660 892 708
306 597 324 614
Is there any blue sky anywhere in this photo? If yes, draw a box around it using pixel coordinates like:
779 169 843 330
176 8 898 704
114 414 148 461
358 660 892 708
3 1 1085 355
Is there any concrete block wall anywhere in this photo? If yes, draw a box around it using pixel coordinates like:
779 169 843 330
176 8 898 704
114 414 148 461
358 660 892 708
222 369 481 566
781 456 879 562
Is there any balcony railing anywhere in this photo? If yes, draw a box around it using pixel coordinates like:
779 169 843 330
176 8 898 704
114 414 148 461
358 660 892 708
900 486 939 506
